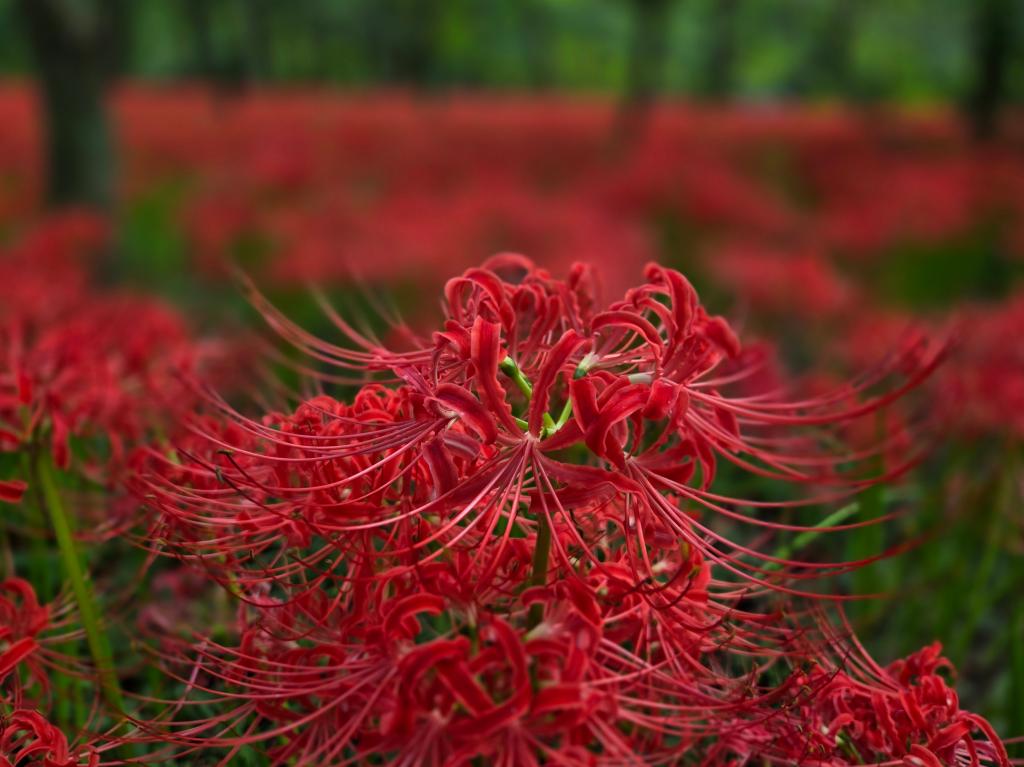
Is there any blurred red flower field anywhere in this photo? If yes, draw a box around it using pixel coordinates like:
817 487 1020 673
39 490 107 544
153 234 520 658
1 78 1023 765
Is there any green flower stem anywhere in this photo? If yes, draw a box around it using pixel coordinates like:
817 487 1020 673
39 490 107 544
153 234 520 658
0 518 12 578
527 511 553 629
547 397 575 437
498 354 563 627
500 355 576 439
765 502 861 572
33 450 124 713
499 356 533 399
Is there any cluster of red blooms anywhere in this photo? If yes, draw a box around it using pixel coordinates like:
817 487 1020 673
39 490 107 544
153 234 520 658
1 579 96 766
127 256 1007 765
0 709 96 767
3 88 1024 288
7 87 1023 442
0 212 232 516
937 295 1024 440
0 213 237 764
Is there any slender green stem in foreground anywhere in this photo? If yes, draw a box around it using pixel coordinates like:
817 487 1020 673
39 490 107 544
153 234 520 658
765 502 861 572
527 511 553 628
33 450 124 713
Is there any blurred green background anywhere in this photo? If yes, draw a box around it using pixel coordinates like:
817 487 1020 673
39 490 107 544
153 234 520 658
0 0 1020 102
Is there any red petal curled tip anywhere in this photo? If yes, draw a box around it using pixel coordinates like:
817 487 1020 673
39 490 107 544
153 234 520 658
0 709 98 767
432 383 498 445
0 479 27 504
1 578 90 710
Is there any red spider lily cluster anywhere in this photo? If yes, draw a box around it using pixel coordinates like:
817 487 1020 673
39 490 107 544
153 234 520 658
1 579 82 706
1 579 96 767
936 295 1024 440
0 709 97 767
124 255 1008 765
2 88 1024 291
0 213 241 764
0 213 241 519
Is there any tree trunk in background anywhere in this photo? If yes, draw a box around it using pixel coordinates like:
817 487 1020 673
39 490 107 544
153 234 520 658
18 0 116 211
818 0 854 98
699 0 737 101
518 0 552 91
611 0 674 150
385 0 441 88
185 0 216 79
243 0 273 83
967 0 1014 141
790 0 856 101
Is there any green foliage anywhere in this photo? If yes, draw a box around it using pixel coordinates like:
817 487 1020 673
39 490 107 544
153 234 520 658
0 0 1018 103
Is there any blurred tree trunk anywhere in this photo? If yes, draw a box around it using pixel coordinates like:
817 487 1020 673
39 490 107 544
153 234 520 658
611 0 674 149
789 0 856 101
517 0 552 90
389 0 442 88
818 0 854 97
966 0 1015 140
185 0 216 79
19 0 117 211
699 0 737 101
243 0 273 83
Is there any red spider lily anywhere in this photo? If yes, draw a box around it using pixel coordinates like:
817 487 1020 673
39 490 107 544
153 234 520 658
725 618 1011 767
0 215 246 528
137 255 941 605
129 554 819 767
0 294 198 482
0 211 105 326
0 709 97 767
938 293 1024 440
0 579 87 710
123 255 962 764
706 240 856 321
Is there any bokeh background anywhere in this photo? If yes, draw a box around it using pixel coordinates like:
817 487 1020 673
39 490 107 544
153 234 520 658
1 0 1022 747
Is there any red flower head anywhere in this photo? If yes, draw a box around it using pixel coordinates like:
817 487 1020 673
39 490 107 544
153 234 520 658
133 553 810 766
139 256 941 606
126 256 956 763
0 709 97 767
0 215 246 522
734 618 1011 767
0 579 87 709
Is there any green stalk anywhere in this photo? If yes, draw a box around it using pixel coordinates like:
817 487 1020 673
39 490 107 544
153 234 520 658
499 356 533 399
0 517 13 578
500 355 577 439
498 354 556 628
33 450 124 713
527 511 553 628
766 502 860 572
953 446 1015 660
545 397 574 438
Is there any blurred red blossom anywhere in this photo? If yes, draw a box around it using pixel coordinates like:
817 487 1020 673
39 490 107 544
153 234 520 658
0 708 97 767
